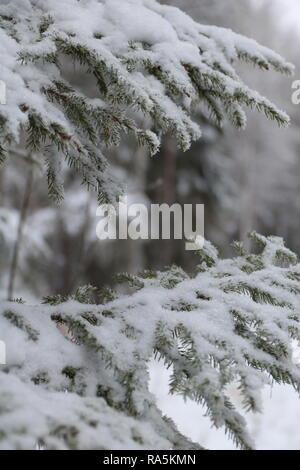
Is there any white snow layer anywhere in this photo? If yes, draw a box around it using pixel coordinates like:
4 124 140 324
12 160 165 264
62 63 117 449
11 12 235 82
0 234 299 449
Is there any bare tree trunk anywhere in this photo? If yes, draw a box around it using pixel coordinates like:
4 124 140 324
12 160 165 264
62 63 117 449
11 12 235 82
237 137 258 250
69 197 92 290
7 163 34 300
160 135 177 265
127 145 148 273
161 135 176 205
0 165 5 206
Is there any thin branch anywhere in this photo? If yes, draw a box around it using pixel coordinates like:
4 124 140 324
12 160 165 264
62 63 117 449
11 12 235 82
7 160 34 300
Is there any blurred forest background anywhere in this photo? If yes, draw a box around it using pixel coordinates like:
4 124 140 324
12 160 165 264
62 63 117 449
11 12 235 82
1 0 299 301
1 0 300 450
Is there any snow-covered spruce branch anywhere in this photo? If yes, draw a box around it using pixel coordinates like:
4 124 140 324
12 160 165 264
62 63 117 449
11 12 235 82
0 0 294 202
1 233 300 450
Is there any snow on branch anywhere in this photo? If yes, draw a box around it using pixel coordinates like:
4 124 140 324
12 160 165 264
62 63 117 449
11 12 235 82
1 233 299 450
0 0 294 202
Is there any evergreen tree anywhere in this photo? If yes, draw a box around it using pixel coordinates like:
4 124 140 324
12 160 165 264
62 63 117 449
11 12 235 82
0 0 293 203
0 0 299 450
1 233 300 449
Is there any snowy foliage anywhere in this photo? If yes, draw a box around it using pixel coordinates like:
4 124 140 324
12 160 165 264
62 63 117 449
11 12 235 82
0 0 294 202
0 0 298 451
1 233 300 450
